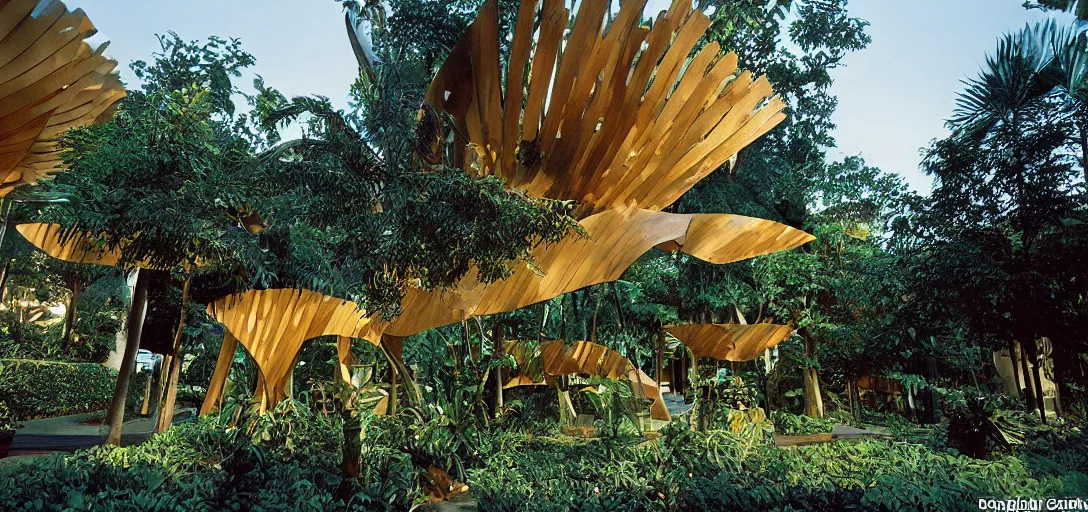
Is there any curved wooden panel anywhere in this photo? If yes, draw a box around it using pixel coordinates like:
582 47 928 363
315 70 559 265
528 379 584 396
16 222 123 266
15 222 205 270
206 289 377 406
374 207 812 340
0 0 125 196
664 323 794 362
427 0 784 214
504 340 669 421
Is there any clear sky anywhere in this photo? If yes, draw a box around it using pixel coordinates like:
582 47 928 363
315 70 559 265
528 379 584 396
69 0 1055 194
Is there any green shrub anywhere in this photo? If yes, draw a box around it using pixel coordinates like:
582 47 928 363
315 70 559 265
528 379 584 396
0 359 119 420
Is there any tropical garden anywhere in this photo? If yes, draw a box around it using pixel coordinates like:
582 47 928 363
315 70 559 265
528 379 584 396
1 0 1088 510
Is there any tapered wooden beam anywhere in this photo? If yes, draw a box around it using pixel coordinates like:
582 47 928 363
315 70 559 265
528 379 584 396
200 331 239 416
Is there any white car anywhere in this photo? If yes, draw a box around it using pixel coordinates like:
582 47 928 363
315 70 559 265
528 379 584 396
135 349 160 373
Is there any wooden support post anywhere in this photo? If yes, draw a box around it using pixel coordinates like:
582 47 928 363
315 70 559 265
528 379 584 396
105 269 150 446
200 332 238 416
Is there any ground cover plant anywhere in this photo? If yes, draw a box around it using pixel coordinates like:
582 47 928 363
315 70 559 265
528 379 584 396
1 396 1086 512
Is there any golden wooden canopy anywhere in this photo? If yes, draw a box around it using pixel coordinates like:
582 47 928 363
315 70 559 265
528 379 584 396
0 0 125 197
15 222 123 266
427 0 785 215
15 222 205 270
207 288 377 406
504 340 669 421
664 323 794 362
369 207 813 341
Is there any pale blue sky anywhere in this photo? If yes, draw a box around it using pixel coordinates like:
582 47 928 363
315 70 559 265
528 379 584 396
69 0 1055 194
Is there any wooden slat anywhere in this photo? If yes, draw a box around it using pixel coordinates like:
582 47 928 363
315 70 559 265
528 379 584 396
427 0 784 215
664 323 793 362
0 0 123 196
199 331 239 415
505 340 670 420
206 289 378 409
371 207 812 341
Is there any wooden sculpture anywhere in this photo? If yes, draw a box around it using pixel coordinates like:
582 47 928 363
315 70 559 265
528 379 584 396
368 207 813 341
503 340 670 421
200 0 812 412
16 222 127 266
664 323 794 363
0 0 125 197
363 0 810 340
205 288 378 411
427 0 784 214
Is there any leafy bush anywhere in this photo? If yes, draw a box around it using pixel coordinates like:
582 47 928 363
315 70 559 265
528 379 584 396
0 359 125 420
1 398 1086 512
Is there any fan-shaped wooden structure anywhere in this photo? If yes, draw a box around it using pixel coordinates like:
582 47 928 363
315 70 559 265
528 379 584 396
427 0 785 215
206 288 377 409
665 323 794 363
504 340 669 421
0 0 125 197
367 0 808 340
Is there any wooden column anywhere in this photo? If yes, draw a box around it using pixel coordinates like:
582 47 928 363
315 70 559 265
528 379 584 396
105 269 149 446
200 332 238 416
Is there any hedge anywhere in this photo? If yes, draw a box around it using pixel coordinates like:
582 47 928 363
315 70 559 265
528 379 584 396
0 359 133 421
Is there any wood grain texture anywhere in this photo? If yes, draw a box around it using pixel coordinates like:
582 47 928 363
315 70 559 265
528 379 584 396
425 0 785 215
199 331 238 415
503 340 670 421
15 222 204 270
0 0 125 196
664 323 794 362
370 207 813 340
15 222 124 266
206 288 377 408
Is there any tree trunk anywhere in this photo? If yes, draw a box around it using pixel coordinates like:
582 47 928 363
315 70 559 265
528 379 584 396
1024 339 1047 423
1018 341 1037 411
139 373 153 416
802 367 825 418
63 280 80 346
656 329 665 390
1007 340 1022 401
105 270 150 446
155 274 192 433
0 259 11 304
492 323 505 418
802 336 824 418
201 332 238 415
847 378 862 420
148 355 167 417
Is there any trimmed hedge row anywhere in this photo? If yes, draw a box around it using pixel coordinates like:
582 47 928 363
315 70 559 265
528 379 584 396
0 359 119 421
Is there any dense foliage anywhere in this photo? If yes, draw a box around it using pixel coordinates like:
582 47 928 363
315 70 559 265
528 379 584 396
1 403 1086 511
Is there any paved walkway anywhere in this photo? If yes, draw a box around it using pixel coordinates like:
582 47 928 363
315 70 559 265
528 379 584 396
7 408 197 455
